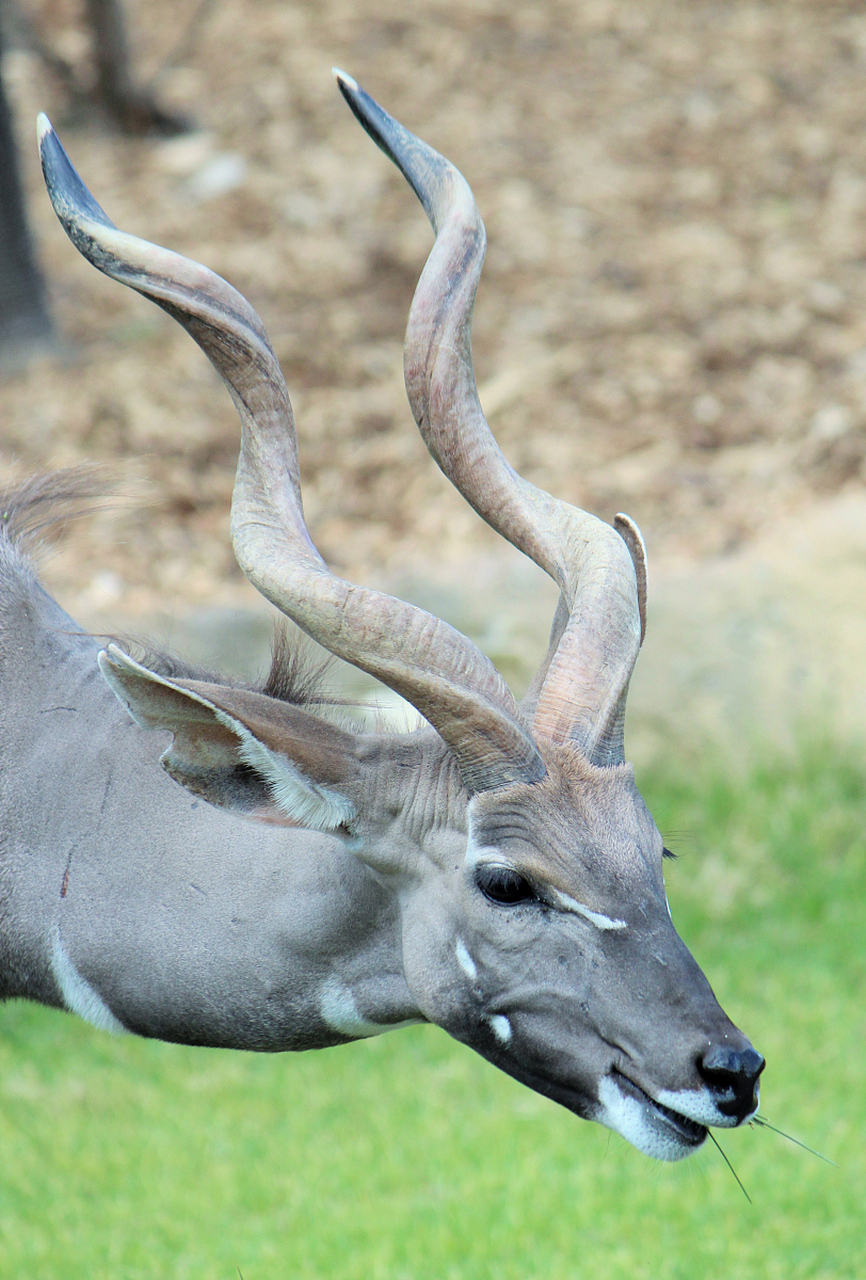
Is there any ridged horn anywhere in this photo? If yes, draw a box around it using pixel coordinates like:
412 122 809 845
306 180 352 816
333 74 644 766
38 112 544 794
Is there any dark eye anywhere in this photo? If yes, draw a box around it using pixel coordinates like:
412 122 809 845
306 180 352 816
476 864 536 905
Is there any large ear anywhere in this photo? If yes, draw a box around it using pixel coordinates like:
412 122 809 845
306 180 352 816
98 645 358 832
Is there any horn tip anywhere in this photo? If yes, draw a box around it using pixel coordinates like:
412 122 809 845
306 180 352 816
331 67 359 93
37 111 66 186
614 512 648 646
38 113 116 235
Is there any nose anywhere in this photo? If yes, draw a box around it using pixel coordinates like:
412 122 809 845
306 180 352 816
698 1044 765 1122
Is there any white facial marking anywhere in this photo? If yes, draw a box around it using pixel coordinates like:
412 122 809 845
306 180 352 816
50 928 127 1035
597 1076 696 1163
464 837 502 869
455 939 477 982
485 1014 512 1045
319 978 418 1040
656 1086 758 1128
552 890 627 932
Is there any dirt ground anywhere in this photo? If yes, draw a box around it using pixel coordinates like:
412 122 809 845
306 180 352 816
3 0 866 740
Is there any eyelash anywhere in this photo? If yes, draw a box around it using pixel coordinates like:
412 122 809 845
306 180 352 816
475 864 537 905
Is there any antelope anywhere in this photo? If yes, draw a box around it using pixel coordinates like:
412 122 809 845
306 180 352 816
0 72 763 1163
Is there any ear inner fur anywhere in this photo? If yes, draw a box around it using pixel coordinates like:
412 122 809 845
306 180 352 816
98 647 357 830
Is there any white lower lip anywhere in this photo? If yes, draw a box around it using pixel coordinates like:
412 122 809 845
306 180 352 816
597 1074 708 1162
644 1094 708 1142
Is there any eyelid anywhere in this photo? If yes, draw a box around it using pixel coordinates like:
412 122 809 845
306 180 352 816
475 860 536 887
465 838 504 868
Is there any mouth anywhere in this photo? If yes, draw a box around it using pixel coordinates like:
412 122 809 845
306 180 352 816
470 1030 710 1161
611 1069 707 1150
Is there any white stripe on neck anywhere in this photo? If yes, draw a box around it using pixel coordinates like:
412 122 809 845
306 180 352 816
50 928 128 1035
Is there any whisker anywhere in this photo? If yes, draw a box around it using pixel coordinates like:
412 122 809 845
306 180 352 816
751 1115 837 1166
708 1130 752 1203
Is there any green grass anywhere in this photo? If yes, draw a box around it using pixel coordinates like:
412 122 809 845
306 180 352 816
2 740 864 1279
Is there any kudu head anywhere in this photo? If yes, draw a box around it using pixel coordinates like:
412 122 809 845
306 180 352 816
38 72 763 1161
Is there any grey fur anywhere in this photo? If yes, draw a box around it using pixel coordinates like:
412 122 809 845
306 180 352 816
0 509 413 1046
0 89 766 1164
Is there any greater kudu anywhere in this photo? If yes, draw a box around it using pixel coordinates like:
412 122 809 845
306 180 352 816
0 73 763 1162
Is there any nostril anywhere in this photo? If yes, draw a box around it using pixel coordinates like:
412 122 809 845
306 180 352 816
698 1045 765 1119
701 1044 765 1081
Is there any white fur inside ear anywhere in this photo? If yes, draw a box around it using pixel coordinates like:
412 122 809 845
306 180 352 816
98 647 354 832
212 707 354 832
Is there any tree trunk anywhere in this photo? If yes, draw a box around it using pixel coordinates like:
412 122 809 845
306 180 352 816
83 0 188 136
0 19 54 369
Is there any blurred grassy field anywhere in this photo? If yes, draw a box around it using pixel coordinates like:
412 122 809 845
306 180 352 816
1 740 863 1280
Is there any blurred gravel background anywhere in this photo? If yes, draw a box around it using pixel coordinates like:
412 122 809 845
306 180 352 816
4 0 866 747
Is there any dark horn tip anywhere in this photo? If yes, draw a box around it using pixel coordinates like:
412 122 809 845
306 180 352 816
37 112 116 234
332 67 400 160
331 69 443 226
331 67 358 94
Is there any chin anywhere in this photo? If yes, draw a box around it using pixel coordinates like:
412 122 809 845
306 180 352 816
596 1074 708 1162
